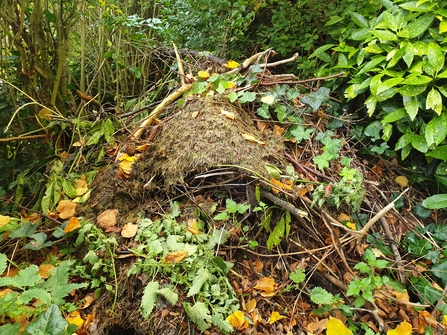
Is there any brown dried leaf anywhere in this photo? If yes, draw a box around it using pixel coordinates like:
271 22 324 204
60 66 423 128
163 251 188 264
97 209 118 229
273 125 285 136
254 277 275 293
187 218 200 234
241 132 266 145
57 200 77 219
81 293 95 309
256 120 269 133
121 222 138 238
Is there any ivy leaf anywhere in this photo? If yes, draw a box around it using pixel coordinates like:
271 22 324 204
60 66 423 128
289 125 314 143
300 87 330 111
140 281 160 318
183 301 212 331
25 305 68 335
238 92 256 103
9 221 38 239
187 267 212 297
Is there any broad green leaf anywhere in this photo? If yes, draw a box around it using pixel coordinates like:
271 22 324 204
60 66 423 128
140 281 159 318
227 92 238 103
369 73 384 95
357 56 386 76
351 28 373 41
376 77 404 95
395 132 414 150
350 12 369 28
0 323 22 335
9 221 38 239
183 301 212 331
371 30 397 41
382 123 392 141
402 74 432 85
289 269 306 284
426 113 447 146
401 144 412 160
62 180 77 199
387 47 406 68
18 288 52 305
309 44 335 58
438 86 447 98
188 267 212 297
427 42 444 73
397 14 434 38
300 87 331 111
426 87 443 115
423 194 447 209
441 19 447 34
383 108 406 123
402 42 415 67
25 305 68 335
398 84 427 97
411 134 428 153
0 264 40 289
426 145 447 160
382 11 398 31
433 224 447 241
365 96 377 116
403 96 419 120
364 121 382 141
437 70 447 79
256 104 270 118
289 125 314 143
363 43 384 54
267 215 285 249
399 1 434 12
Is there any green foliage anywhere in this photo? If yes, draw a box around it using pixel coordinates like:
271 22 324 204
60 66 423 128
312 162 365 210
0 254 86 332
313 0 447 164
127 204 237 334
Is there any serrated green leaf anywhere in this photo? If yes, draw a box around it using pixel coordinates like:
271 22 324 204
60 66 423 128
156 287 178 306
354 262 371 273
140 281 160 318
289 269 306 284
376 259 389 269
426 87 443 115
212 314 233 335
207 229 230 249
0 253 7 275
213 212 229 221
188 267 212 297
310 287 337 304
183 301 212 331
2 264 41 289
18 288 52 305
25 304 68 335
0 323 22 335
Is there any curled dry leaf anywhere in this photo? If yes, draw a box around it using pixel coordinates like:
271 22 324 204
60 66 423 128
246 299 256 313
64 217 81 233
121 222 138 238
387 320 412 335
273 125 285 136
75 177 88 196
225 60 240 69
187 218 200 235
57 200 77 219
241 132 266 145
221 109 235 120
81 293 95 309
97 209 119 229
163 251 188 264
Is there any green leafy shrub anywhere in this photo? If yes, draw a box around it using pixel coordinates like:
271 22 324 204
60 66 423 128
312 0 447 164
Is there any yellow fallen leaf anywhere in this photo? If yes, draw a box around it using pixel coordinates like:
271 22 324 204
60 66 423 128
135 143 149 152
226 310 248 330
241 132 266 145
246 299 256 313
443 315 447 326
72 138 86 147
38 108 53 121
346 222 356 230
392 289 410 302
66 310 84 327
261 95 275 105
338 213 351 222
163 251 188 264
64 217 81 233
226 81 236 89
118 153 136 162
327 317 352 335
198 70 210 79
187 218 200 235
38 264 54 279
254 277 275 293
119 159 134 175
57 200 77 219
225 60 240 69
269 311 286 324
97 209 118 229
121 222 138 238
395 175 408 187
0 215 11 227
75 178 88 196
387 320 412 335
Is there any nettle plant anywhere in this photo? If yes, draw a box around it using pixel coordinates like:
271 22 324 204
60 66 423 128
312 0 447 163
